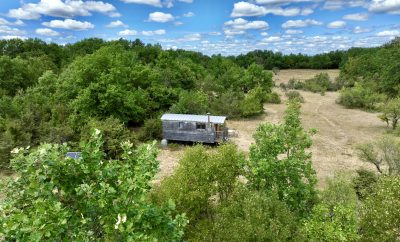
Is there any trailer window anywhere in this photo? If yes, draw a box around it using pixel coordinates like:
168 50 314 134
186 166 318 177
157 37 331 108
196 123 206 130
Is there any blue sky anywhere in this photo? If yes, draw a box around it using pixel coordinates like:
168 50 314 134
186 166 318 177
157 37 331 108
0 0 400 55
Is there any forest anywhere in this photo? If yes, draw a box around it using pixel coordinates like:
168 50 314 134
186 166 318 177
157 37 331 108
0 37 400 241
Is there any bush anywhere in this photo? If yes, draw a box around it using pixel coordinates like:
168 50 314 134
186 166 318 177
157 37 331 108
169 91 209 115
302 174 359 242
153 144 244 238
80 117 136 159
286 91 305 103
352 169 378 200
240 89 264 117
138 118 163 142
0 130 186 241
360 176 400 241
209 186 299 242
266 92 282 104
339 83 386 110
210 90 244 119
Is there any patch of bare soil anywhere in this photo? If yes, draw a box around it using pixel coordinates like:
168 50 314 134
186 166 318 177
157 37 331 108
157 70 385 187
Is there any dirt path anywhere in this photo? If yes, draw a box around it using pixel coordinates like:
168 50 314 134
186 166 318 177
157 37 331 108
157 70 386 187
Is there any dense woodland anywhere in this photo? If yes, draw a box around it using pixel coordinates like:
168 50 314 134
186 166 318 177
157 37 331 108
0 37 400 241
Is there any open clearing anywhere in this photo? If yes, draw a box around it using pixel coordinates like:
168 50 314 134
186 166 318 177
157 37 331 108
156 69 386 187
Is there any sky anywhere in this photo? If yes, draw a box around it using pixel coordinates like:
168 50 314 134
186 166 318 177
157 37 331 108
0 0 400 56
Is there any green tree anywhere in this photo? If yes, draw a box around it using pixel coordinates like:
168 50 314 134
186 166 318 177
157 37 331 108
0 131 186 241
247 100 317 215
302 174 359 242
379 98 400 130
360 176 400 241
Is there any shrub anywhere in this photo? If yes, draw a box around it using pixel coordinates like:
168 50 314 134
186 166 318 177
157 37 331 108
210 90 244 119
286 90 305 103
138 118 163 142
247 100 317 216
209 185 299 242
266 92 282 104
339 83 386 110
378 97 400 130
153 144 244 238
80 117 136 158
302 174 359 242
0 130 186 241
169 91 209 115
360 176 400 241
272 67 280 75
352 169 378 200
240 89 264 117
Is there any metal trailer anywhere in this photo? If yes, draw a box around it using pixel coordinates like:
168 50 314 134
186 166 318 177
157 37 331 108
161 113 228 144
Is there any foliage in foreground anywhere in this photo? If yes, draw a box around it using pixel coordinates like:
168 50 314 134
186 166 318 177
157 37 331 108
0 131 186 241
247 100 317 216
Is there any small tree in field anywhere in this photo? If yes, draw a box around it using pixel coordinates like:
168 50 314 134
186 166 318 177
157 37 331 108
247 100 317 216
0 130 186 241
357 136 400 175
379 98 400 130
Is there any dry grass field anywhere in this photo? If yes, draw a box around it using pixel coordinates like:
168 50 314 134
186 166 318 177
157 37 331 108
157 69 386 187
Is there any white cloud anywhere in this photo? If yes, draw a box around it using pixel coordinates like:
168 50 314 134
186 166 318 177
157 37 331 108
0 35 27 40
255 0 319 5
106 20 128 28
261 32 269 36
120 0 162 7
183 12 195 17
262 36 283 42
376 30 400 37
369 0 400 14
323 0 367 10
148 12 175 22
285 29 304 34
301 8 314 15
327 20 347 28
343 13 369 21
142 29 166 36
224 18 269 30
224 29 246 36
43 19 94 31
282 19 323 28
182 33 201 41
35 28 60 36
0 26 26 36
209 31 222 36
231 2 267 17
7 0 118 20
0 18 24 26
174 21 184 26
353 26 371 33
118 29 138 36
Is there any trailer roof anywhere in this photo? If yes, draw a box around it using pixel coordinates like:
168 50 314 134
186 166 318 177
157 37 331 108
161 114 226 124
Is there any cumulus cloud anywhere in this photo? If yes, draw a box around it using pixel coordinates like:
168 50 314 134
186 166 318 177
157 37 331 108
148 12 175 22
369 0 400 14
183 12 195 17
35 28 60 36
376 30 400 37
323 0 367 10
285 29 304 34
353 26 371 33
343 13 369 21
43 19 94 31
282 19 322 28
224 18 269 30
261 32 269 36
327 20 347 28
0 25 26 36
182 33 201 41
106 20 128 28
142 29 166 36
7 0 118 20
118 29 138 36
120 0 162 7
261 36 283 42
231 2 310 17
0 18 24 26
